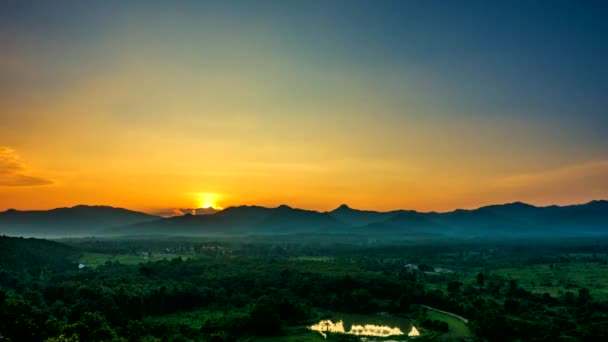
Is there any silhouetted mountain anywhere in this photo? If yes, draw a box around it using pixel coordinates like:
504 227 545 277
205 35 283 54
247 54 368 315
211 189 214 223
435 208 526 234
357 210 446 238
328 204 400 226
2 201 607 238
0 205 159 237
214 205 274 224
438 200 608 235
111 205 340 235
257 205 340 232
115 200 608 237
106 205 274 235
540 200 608 227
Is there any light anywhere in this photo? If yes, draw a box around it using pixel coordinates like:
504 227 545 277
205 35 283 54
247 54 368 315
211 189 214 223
198 193 223 210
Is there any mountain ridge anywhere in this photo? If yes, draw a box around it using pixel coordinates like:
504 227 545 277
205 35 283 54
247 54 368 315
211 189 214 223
0 205 159 237
1 200 606 238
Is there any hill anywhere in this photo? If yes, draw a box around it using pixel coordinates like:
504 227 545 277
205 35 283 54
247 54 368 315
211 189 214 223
107 205 342 236
0 205 159 237
0 235 78 274
328 204 400 226
113 200 608 238
1 201 607 239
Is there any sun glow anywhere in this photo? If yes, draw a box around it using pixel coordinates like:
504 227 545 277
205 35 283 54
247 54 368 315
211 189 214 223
198 193 223 210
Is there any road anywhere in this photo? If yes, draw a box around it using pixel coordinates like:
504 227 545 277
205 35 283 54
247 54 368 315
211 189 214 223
420 305 469 324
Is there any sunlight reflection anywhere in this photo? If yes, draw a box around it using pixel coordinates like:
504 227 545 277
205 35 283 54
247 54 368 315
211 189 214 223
310 319 414 338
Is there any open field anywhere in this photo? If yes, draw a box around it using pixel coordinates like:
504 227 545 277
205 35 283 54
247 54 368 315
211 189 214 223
78 252 193 267
242 327 326 342
425 309 472 341
489 262 608 300
288 256 334 262
144 308 233 329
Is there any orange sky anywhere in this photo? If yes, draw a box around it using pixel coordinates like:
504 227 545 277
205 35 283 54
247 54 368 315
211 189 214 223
1 142 606 213
1 2 606 213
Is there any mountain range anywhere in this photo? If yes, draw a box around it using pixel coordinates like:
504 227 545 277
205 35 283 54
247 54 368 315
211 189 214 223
0 201 607 239
0 205 158 237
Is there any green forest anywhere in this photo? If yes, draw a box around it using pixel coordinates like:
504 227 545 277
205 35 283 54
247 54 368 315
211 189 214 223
1 235 608 341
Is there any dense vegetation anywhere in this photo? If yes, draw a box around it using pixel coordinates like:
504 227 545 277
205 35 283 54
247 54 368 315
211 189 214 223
1 235 608 341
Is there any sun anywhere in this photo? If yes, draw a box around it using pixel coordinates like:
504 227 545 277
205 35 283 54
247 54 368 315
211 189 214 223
198 193 223 210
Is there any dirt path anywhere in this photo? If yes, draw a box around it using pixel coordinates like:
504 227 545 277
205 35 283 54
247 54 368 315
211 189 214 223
420 305 469 324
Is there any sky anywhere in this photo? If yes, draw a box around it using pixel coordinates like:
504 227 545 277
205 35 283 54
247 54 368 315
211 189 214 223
1 0 607 213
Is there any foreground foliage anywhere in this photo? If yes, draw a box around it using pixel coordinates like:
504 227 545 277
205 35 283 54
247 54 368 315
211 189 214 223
1 235 608 341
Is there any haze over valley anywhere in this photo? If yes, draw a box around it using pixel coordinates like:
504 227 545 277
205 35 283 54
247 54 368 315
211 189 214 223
1 200 607 239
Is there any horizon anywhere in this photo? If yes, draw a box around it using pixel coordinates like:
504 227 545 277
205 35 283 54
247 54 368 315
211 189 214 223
2 198 606 217
1 1 607 213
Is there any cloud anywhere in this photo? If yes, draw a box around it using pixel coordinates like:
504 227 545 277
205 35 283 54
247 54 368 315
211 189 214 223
152 208 221 217
0 146 52 186
171 208 186 216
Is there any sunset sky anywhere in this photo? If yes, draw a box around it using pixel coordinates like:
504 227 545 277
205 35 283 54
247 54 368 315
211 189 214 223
1 0 607 213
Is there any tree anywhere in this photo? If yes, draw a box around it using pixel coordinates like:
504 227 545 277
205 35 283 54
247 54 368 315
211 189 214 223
447 281 462 295
247 300 281 336
418 264 434 272
350 289 372 312
578 287 591 305
504 299 519 314
476 272 484 287
44 335 80 342
68 312 116 342
562 291 576 306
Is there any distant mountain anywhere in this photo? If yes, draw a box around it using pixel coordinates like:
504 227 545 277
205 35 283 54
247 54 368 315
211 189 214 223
0 205 159 237
539 200 608 227
436 200 608 235
328 204 400 226
113 200 608 238
257 205 340 232
435 208 525 234
214 205 274 225
362 210 447 236
107 205 273 235
2 200 607 239
108 204 341 236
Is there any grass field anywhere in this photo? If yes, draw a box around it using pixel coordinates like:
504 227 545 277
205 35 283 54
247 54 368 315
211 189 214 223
288 256 334 262
146 310 327 341
144 308 229 329
490 262 608 300
78 252 192 267
246 327 326 342
425 309 472 341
